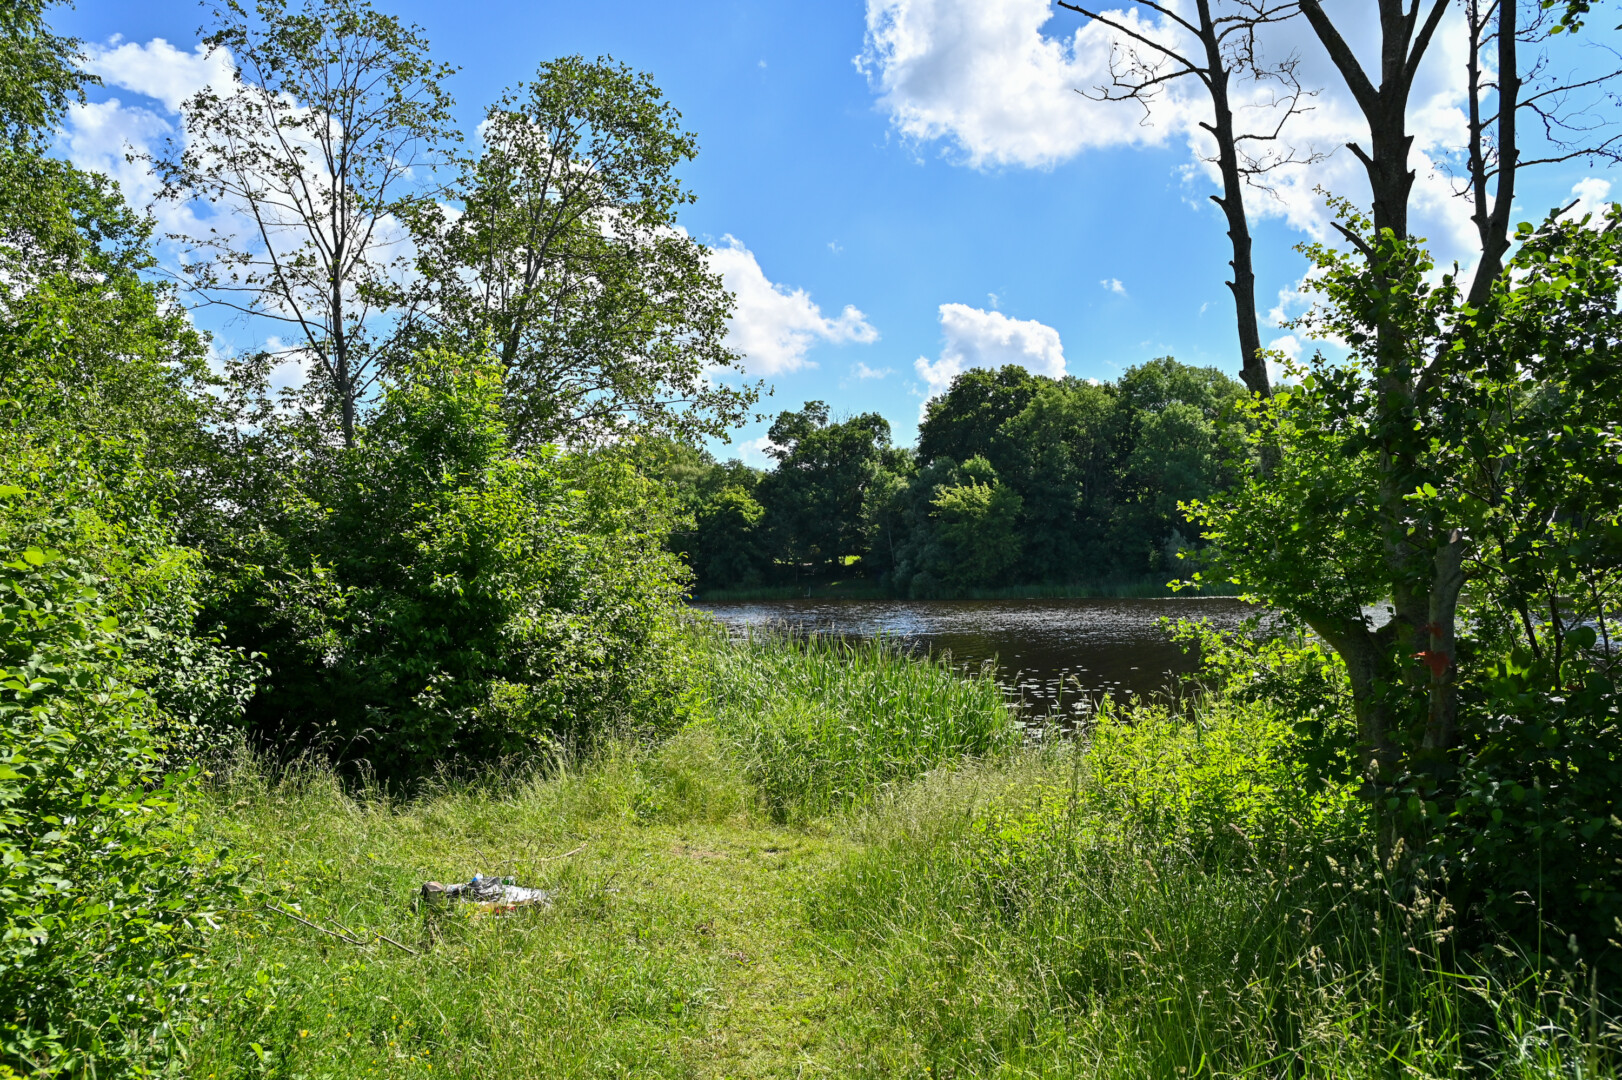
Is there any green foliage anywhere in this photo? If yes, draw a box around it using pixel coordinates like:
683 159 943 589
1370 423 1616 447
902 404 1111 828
813 685 1614 1078
159 0 460 445
1433 652 1622 962
0 152 214 475
0 0 92 148
412 55 756 445
215 353 693 780
915 364 1042 467
756 401 908 575
928 459 1024 589
0 490 244 1076
1192 206 1622 957
673 359 1244 596
694 624 1017 822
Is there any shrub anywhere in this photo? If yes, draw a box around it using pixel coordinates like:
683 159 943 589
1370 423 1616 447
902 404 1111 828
0 525 241 1075
215 354 695 781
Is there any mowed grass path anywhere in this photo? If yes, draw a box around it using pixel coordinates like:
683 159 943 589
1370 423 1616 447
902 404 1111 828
183 743 925 1078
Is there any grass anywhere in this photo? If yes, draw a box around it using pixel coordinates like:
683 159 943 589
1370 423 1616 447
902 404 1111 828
695 624 1017 821
173 630 1619 1078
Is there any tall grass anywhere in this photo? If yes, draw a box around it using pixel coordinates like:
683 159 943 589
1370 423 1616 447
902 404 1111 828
170 626 1616 1077
692 623 1018 821
811 692 1620 1077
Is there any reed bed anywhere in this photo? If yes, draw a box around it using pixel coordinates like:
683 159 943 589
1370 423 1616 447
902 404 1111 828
692 623 1019 821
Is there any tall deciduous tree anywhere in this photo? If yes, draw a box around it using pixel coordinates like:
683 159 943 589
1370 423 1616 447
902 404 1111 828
1247 0 1622 789
155 0 457 446
0 0 92 147
409 56 756 446
758 402 906 575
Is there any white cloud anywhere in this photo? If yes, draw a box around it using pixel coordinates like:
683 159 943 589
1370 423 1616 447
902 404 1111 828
60 38 237 225
914 302 1066 402
852 361 895 380
856 0 1188 168
57 98 171 201
1568 177 1614 221
708 235 879 376
859 0 1507 265
84 37 235 111
1268 334 1302 362
736 434 781 466
1100 277 1126 295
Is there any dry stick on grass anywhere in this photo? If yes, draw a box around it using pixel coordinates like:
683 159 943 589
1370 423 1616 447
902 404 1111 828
266 903 419 956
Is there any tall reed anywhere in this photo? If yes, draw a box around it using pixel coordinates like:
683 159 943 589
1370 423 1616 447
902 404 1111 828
692 622 1018 821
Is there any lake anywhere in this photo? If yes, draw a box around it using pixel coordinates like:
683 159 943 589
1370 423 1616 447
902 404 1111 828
692 596 1260 720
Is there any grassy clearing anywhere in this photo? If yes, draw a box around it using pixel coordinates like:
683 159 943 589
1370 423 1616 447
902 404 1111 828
181 728 868 1079
178 631 1618 1078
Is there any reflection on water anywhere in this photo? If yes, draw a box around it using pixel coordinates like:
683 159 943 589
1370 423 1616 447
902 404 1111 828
692 597 1261 719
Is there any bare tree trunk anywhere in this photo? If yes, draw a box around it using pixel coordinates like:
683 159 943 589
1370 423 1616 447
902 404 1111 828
1465 0 1520 308
1196 0 1270 397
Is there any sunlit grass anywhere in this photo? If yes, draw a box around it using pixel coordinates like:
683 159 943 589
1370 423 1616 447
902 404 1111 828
693 622 1018 822
176 628 1618 1078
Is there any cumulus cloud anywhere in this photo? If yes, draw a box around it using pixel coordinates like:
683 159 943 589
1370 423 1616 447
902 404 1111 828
1100 277 1126 295
1568 176 1615 221
859 0 1498 264
856 0 1188 168
709 235 880 376
914 302 1066 401
85 37 235 111
60 40 236 214
852 361 895 379
735 434 782 466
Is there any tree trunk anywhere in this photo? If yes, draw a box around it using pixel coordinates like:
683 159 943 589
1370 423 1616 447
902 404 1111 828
1195 0 1270 398
1300 0 1460 791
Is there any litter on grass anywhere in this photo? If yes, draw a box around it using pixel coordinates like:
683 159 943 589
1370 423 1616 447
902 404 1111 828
421 873 552 912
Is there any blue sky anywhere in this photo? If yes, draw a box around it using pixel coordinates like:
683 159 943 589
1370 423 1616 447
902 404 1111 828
53 0 1622 461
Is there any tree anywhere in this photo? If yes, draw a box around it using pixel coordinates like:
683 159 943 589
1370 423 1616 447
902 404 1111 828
156 0 457 446
994 377 1120 580
758 402 906 575
210 352 692 778
410 56 756 446
1226 0 1622 794
1057 0 1316 396
0 0 92 148
931 457 1025 590
916 365 1043 469
1197 208 1622 944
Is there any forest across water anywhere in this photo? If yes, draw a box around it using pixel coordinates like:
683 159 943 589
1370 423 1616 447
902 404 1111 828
654 358 1245 597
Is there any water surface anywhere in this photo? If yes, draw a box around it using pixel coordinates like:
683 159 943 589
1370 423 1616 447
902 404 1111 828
693 597 1260 719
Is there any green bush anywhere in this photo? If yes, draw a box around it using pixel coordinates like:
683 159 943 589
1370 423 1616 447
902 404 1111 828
814 683 1614 1077
216 354 695 781
1423 642 1622 965
0 530 240 1075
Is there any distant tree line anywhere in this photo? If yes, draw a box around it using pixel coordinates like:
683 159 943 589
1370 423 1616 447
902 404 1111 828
659 358 1246 595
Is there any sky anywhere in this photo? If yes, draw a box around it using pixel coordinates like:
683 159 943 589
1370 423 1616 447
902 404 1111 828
52 0 1622 463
